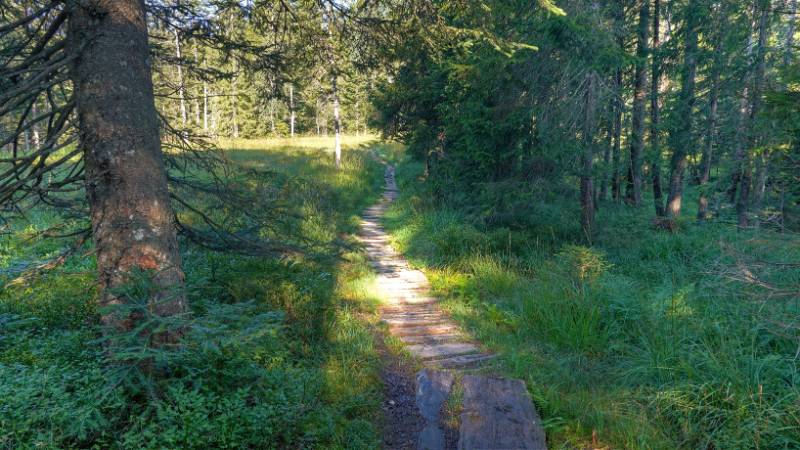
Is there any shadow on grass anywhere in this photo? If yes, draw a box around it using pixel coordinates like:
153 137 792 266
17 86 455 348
0 137 393 449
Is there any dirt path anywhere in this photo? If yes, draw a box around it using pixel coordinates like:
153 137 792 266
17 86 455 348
360 166 547 450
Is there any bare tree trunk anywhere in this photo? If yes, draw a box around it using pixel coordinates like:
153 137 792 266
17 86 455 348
203 81 209 131
599 122 613 202
737 0 771 228
697 14 723 220
785 0 797 66
289 84 295 138
269 99 276 134
650 0 665 217
231 59 239 139
629 0 650 207
666 0 699 218
697 69 719 220
192 47 200 126
728 8 758 204
202 56 209 132
611 69 623 202
67 0 186 336
754 152 770 210
30 100 41 149
581 72 598 241
323 6 342 168
174 29 187 126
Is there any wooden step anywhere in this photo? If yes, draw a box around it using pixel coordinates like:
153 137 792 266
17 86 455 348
427 353 496 369
458 375 547 449
391 323 459 336
407 342 479 359
399 333 465 345
382 317 448 327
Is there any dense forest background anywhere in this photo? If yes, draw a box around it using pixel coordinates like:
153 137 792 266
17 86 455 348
1 0 799 448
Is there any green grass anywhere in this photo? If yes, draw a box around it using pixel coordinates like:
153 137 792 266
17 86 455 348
0 135 389 449
381 151 800 449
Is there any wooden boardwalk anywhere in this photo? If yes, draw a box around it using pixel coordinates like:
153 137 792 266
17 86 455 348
360 166 547 450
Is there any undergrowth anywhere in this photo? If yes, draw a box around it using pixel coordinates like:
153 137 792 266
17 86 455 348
382 152 800 449
0 136 387 449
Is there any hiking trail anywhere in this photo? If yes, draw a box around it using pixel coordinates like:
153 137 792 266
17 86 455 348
359 165 548 450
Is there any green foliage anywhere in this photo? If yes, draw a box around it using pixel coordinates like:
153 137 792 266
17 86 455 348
383 155 800 449
0 137 385 449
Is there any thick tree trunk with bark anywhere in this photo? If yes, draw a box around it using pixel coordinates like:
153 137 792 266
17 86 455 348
67 0 186 335
666 0 699 218
629 0 650 207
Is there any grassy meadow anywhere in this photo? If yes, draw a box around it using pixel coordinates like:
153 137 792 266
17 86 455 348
0 135 391 449
379 147 800 449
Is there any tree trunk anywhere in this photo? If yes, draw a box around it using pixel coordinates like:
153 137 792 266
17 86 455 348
697 18 723 220
629 0 650 207
599 122 613 202
231 58 239 139
696 71 718 220
753 152 769 211
324 6 342 169
728 8 758 203
665 0 699 218
785 0 797 66
737 0 771 228
611 69 623 202
269 99 276 134
67 0 186 336
289 84 295 138
650 0 665 217
203 56 209 132
192 47 200 126
581 72 598 241
174 29 187 126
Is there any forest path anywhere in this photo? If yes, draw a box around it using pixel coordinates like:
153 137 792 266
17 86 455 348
359 165 547 450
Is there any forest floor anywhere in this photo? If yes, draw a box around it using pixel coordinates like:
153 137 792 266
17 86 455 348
0 136 393 449
2 137 799 449
377 148 800 449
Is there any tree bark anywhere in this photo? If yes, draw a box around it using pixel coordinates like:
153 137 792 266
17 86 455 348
665 0 699 218
323 5 342 168
611 68 623 202
785 0 797 66
581 72 598 241
599 122 613 202
737 0 771 228
67 0 186 336
629 0 650 207
696 71 718 220
231 61 239 139
289 84 296 138
650 0 665 217
697 16 723 221
174 28 187 126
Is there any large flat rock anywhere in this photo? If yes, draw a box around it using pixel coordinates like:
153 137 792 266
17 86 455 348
458 375 547 450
